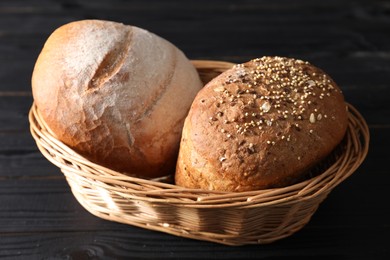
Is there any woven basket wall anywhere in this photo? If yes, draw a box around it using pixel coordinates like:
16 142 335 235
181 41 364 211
29 60 369 246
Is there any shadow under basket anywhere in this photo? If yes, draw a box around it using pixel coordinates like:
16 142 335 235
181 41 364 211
29 60 370 246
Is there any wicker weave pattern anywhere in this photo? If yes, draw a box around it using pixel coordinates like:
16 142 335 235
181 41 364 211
29 60 369 245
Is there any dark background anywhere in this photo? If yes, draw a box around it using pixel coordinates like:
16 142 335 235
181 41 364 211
0 0 389 259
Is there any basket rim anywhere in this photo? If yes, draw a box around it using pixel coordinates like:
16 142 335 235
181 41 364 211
28 60 370 208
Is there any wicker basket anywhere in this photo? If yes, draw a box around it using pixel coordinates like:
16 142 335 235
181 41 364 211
29 60 369 246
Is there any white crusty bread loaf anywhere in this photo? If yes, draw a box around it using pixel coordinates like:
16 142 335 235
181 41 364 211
175 56 348 191
32 20 203 178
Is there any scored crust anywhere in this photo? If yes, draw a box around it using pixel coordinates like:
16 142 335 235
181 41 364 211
32 20 203 178
175 56 348 191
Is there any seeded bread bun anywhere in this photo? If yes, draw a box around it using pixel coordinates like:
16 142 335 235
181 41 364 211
175 56 348 191
32 20 203 178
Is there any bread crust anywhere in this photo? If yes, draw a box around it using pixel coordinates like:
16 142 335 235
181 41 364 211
175 57 348 191
32 20 203 178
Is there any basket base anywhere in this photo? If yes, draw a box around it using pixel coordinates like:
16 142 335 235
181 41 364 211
66 168 330 246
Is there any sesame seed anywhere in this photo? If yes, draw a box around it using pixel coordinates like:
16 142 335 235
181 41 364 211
317 114 322 120
307 80 316 87
261 102 271 112
219 157 226 162
214 86 225 92
309 113 316 123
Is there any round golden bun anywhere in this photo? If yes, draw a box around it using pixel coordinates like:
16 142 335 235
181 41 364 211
32 20 203 178
175 56 348 191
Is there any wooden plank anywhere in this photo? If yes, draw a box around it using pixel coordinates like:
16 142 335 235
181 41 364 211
0 154 61 178
0 164 386 233
0 173 387 259
0 96 32 131
0 0 389 92
0 169 386 259
0 131 52 178
0 128 370 178
0 110 387 179
0 83 388 133
2 54 390 92
0 127 387 232
0 224 387 259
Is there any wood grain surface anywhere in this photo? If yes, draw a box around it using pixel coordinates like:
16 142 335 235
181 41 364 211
0 0 389 259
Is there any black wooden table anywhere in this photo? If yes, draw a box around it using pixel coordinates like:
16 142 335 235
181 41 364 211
1 0 389 259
